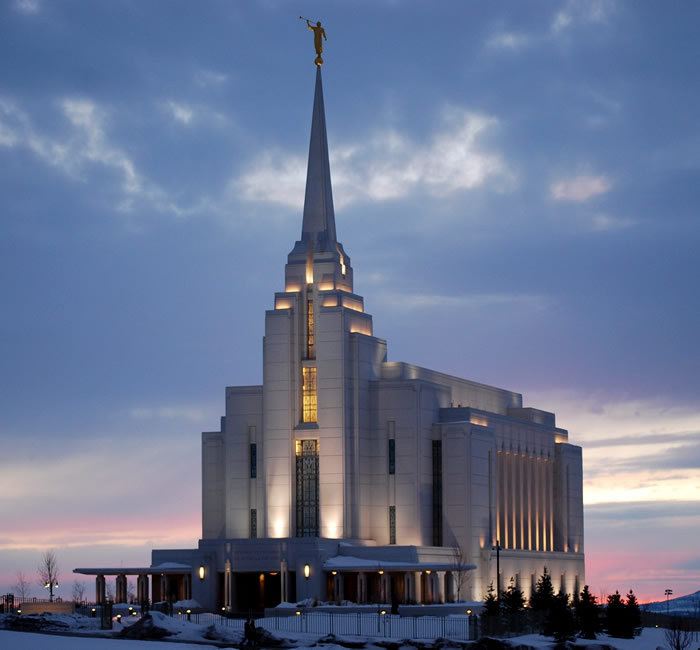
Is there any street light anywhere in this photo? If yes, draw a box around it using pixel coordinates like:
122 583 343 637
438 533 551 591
44 581 59 602
492 540 501 600
665 589 673 615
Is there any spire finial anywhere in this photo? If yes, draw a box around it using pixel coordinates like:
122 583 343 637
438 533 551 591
300 16 327 66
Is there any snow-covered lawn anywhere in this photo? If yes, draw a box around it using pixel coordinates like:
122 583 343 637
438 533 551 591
0 611 676 649
0 630 208 649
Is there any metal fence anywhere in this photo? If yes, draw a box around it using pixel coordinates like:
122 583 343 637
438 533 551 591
186 611 478 641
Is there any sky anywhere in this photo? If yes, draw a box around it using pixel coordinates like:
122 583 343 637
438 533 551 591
1 0 698 605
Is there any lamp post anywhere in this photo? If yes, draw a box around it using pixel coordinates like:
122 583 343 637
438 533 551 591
492 540 501 600
44 581 59 602
665 589 673 615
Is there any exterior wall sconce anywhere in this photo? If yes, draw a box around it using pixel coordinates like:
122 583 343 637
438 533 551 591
304 563 310 579
199 565 205 580
378 570 384 575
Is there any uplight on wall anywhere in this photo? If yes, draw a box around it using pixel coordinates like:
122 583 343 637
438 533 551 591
199 565 205 580
304 564 310 579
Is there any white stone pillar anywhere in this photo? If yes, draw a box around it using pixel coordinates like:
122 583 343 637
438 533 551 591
116 574 127 603
333 573 344 602
414 572 423 604
357 572 366 604
96 574 106 603
225 561 232 610
280 559 287 604
136 575 149 604
437 571 446 604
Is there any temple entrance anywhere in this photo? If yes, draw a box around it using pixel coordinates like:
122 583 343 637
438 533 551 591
234 572 282 612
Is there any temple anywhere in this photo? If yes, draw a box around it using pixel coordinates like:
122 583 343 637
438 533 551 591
76 65 584 612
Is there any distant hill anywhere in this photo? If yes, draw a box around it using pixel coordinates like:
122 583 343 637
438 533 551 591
643 590 700 616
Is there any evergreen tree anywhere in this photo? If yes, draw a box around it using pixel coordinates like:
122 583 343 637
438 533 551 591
482 581 500 616
575 585 600 639
605 590 627 638
547 589 576 643
501 577 525 613
624 590 641 637
529 567 555 612
529 567 556 634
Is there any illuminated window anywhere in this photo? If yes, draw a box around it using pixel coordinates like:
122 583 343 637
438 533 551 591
307 298 315 359
295 440 319 537
388 439 395 475
389 506 396 545
250 443 257 478
302 367 317 423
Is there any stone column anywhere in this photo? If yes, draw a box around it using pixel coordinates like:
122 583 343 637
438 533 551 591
445 571 454 603
404 572 413 604
357 572 366 604
225 561 232 610
160 575 168 603
435 571 445 604
380 574 390 604
280 559 287 604
137 575 149 604
333 573 344 602
115 574 127 603
96 574 106 603
413 572 423 604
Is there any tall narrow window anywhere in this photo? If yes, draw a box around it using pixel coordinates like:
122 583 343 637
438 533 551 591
250 509 257 538
389 505 396 544
388 439 395 475
295 440 319 537
302 367 317 423
250 443 257 478
307 297 315 359
432 440 443 546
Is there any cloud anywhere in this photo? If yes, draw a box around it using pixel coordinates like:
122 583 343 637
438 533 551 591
552 0 614 33
525 391 700 507
590 213 636 231
165 101 194 125
236 108 512 210
486 32 530 51
376 291 550 313
586 500 700 523
162 100 228 128
15 0 39 13
127 404 214 422
0 96 209 218
195 69 229 88
550 174 612 202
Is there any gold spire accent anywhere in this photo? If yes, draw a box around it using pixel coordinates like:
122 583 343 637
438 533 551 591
299 16 327 66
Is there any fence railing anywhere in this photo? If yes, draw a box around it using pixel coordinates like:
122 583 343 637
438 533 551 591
176 611 478 641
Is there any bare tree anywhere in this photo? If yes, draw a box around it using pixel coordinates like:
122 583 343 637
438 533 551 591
37 550 60 602
13 570 30 599
450 545 472 602
72 580 86 603
665 617 693 650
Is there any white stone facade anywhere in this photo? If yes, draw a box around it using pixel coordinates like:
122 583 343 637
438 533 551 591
153 67 584 612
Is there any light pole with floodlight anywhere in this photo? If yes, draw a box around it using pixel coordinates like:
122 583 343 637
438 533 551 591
45 581 59 602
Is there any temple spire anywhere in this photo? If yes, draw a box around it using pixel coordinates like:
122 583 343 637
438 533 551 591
301 66 336 243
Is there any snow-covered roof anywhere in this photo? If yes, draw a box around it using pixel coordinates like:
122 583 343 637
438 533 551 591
73 562 192 576
322 555 475 572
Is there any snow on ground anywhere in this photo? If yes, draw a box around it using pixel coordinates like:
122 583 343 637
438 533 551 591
0 630 209 649
0 612 680 649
